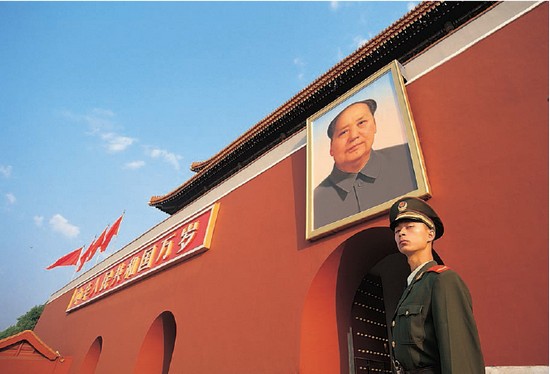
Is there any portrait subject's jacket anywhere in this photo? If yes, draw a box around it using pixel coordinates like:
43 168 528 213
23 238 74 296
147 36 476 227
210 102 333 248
390 261 485 373
313 143 417 229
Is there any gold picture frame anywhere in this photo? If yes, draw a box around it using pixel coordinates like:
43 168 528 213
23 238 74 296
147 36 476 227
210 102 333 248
306 60 430 240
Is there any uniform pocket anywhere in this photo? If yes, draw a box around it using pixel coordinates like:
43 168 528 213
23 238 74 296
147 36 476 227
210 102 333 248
396 304 425 344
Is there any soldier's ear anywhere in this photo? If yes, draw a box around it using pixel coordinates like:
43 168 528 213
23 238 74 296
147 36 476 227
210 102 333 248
427 229 436 242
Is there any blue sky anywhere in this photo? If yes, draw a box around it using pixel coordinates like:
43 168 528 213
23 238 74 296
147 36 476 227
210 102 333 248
0 1 417 330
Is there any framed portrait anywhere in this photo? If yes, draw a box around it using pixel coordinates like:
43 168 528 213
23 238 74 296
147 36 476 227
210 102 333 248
306 60 430 240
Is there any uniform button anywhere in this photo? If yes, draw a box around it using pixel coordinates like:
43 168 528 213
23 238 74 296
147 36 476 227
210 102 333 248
405 310 409 316
391 341 396 348
392 321 395 327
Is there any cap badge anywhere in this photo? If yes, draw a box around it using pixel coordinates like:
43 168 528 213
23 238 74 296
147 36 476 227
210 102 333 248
398 201 407 212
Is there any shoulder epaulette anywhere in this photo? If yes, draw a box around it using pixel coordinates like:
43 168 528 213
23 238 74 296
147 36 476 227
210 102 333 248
426 265 450 273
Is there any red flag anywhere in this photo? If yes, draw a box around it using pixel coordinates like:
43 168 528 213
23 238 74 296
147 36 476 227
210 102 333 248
100 214 124 253
46 247 83 270
93 228 107 254
76 228 105 272
76 239 95 272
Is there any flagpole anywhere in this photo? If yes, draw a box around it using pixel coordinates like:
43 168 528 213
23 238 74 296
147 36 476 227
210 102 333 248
94 223 110 266
70 246 84 281
110 210 124 257
64 211 125 280
70 266 78 281
102 210 125 259
105 227 119 258
76 235 96 275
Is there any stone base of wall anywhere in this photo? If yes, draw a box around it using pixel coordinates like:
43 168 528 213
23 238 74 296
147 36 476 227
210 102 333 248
486 367 549 374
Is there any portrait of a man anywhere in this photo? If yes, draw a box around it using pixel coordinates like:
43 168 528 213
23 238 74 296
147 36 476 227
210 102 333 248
313 99 417 228
306 61 429 239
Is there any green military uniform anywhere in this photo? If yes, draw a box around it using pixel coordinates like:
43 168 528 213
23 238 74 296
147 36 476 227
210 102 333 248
390 261 485 373
388 197 485 373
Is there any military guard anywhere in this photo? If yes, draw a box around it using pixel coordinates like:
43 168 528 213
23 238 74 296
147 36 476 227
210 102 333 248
388 197 485 373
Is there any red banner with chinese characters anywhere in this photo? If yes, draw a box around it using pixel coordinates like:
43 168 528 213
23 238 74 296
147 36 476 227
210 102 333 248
66 203 220 312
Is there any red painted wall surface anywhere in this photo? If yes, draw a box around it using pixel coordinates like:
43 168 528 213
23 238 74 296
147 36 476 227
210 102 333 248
404 3 549 365
34 4 548 373
0 357 72 374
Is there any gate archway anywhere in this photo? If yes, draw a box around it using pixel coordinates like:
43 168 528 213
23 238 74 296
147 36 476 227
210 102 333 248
300 227 410 374
134 311 177 374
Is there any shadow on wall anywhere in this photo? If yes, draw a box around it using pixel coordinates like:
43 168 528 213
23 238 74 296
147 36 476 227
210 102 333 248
80 336 102 374
336 228 410 374
134 311 177 374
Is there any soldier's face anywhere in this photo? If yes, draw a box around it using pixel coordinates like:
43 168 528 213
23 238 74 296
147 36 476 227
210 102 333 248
394 221 435 255
329 103 377 173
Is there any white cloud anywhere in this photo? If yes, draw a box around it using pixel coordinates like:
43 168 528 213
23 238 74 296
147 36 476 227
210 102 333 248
329 1 355 11
293 57 307 82
62 109 136 153
91 108 115 118
124 160 146 170
34 215 44 227
353 35 369 49
0 165 12 178
336 48 345 62
84 109 115 133
407 2 419 12
293 57 306 67
5 193 16 205
101 133 137 153
147 148 182 171
49 214 80 238
62 109 113 134
63 108 186 176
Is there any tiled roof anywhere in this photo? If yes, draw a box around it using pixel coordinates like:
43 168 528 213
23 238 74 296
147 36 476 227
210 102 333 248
150 1 496 215
0 330 61 361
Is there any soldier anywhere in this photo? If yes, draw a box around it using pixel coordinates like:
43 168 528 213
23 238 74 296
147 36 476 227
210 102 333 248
388 197 485 373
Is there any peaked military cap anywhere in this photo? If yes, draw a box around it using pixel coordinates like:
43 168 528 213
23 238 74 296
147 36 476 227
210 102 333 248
327 99 377 139
389 197 444 240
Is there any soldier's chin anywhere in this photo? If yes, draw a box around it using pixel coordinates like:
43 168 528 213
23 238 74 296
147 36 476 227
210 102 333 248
397 244 414 255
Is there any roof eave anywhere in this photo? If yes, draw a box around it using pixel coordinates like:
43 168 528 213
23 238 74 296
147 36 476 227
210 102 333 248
149 1 497 215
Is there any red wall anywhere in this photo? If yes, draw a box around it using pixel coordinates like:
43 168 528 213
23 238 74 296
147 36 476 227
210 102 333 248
34 4 548 373
0 360 71 374
405 3 548 365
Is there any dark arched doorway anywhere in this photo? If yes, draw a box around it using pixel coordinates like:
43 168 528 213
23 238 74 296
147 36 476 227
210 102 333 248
347 253 409 373
335 227 410 374
134 311 177 374
80 336 102 374
340 228 444 373
300 227 414 374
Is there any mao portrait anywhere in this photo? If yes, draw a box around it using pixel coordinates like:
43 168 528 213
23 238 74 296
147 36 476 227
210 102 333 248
306 61 430 240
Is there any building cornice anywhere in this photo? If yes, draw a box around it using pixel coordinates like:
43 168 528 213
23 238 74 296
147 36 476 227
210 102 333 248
149 1 496 215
